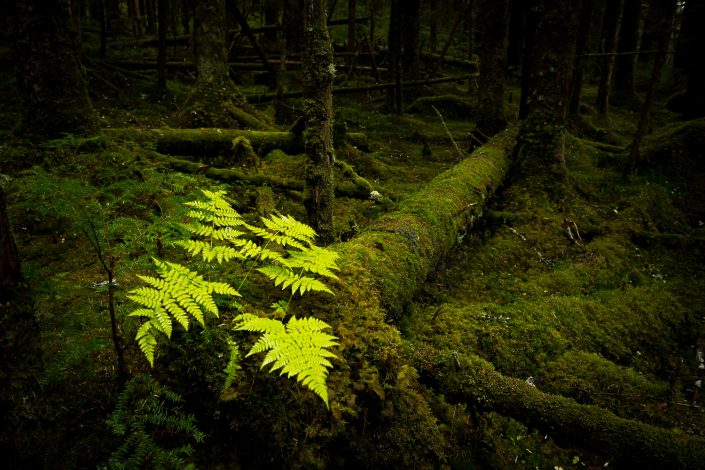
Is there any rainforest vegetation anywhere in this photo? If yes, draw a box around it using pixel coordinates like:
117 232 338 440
2 0 705 468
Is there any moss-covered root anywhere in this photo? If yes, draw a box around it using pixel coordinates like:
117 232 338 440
417 349 705 469
103 128 369 158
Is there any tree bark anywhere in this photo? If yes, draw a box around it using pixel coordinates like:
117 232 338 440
680 1 705 118
595 0 623 115
386 0 402 113
569 0 597 116
624 0 676 176
400 0 421 80
302 0 336 244
157 0 168 89
612 0 641 105
514 0 581 197
8 0 97 138
193 0 228 86
0 185 44 467
475 0 510 135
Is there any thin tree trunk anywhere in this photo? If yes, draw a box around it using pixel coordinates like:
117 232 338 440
595 0 623 115
613 0 641 104
475 0 510 135
429 0 437 52
386 0 402 113
624 0 676 176
230 2 277 87
0 185 44 467
157 0 167 89
400 0 421 79
303 0 336 243
569 0 597 116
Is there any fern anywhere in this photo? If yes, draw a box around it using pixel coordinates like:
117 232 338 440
128 259 240 366
235 313 338 407
127 189 340 407
106 374 204 469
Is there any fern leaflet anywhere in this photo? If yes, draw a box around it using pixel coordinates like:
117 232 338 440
235 313 338 407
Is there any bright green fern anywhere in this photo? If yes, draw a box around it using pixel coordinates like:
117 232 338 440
128 259 240 366
235 313 338 407
128 189 340 407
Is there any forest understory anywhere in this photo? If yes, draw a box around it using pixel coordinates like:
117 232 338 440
1 1 705 469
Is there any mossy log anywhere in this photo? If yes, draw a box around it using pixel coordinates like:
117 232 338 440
414 349 705 469
103 128 369 157
142 151 374 200
332 127 516 319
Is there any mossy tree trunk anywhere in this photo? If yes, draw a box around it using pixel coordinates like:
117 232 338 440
0 186 44 467
475 0 510 135
302 0 336 244
613 0 642 105
514 0 580 197
595 0 623 115
8 0 97 138
193 0 228 86
173 0 272 129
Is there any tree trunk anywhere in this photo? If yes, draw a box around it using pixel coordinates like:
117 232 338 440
386 0 402 113
193 0 228 86
518 0 537 119
680 1 705 118
514 0 581 197
624 0 676 176
302 0 336 244
0 185 44 467
399 0 421 79
174 0 271 129
612 0 641 105
595 0 623 115
475 0 510 135
283 0 304 53
157 0 168 89
569 0 597 116
429 0 438 53
8 0 97 138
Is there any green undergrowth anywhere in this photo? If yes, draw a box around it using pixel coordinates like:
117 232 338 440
405 117 705 465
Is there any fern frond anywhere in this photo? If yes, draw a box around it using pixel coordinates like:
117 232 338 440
286 246 340 279
128 259 239 366
261 214 317 247
257 265 334 296
234 314 338 407
257 264 296 289
245 223 307 251
136 323 157 367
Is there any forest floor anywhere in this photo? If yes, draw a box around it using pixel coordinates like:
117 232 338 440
1 46 705 467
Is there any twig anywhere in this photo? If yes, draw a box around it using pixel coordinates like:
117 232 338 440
431 105 464 161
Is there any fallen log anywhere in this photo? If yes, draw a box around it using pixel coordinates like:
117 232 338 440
246 74 479 103
103 128 370 157
414 349 705 469
329 127 516 319
139 151 376 200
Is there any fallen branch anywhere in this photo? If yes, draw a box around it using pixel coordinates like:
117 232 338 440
246 74 479 103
